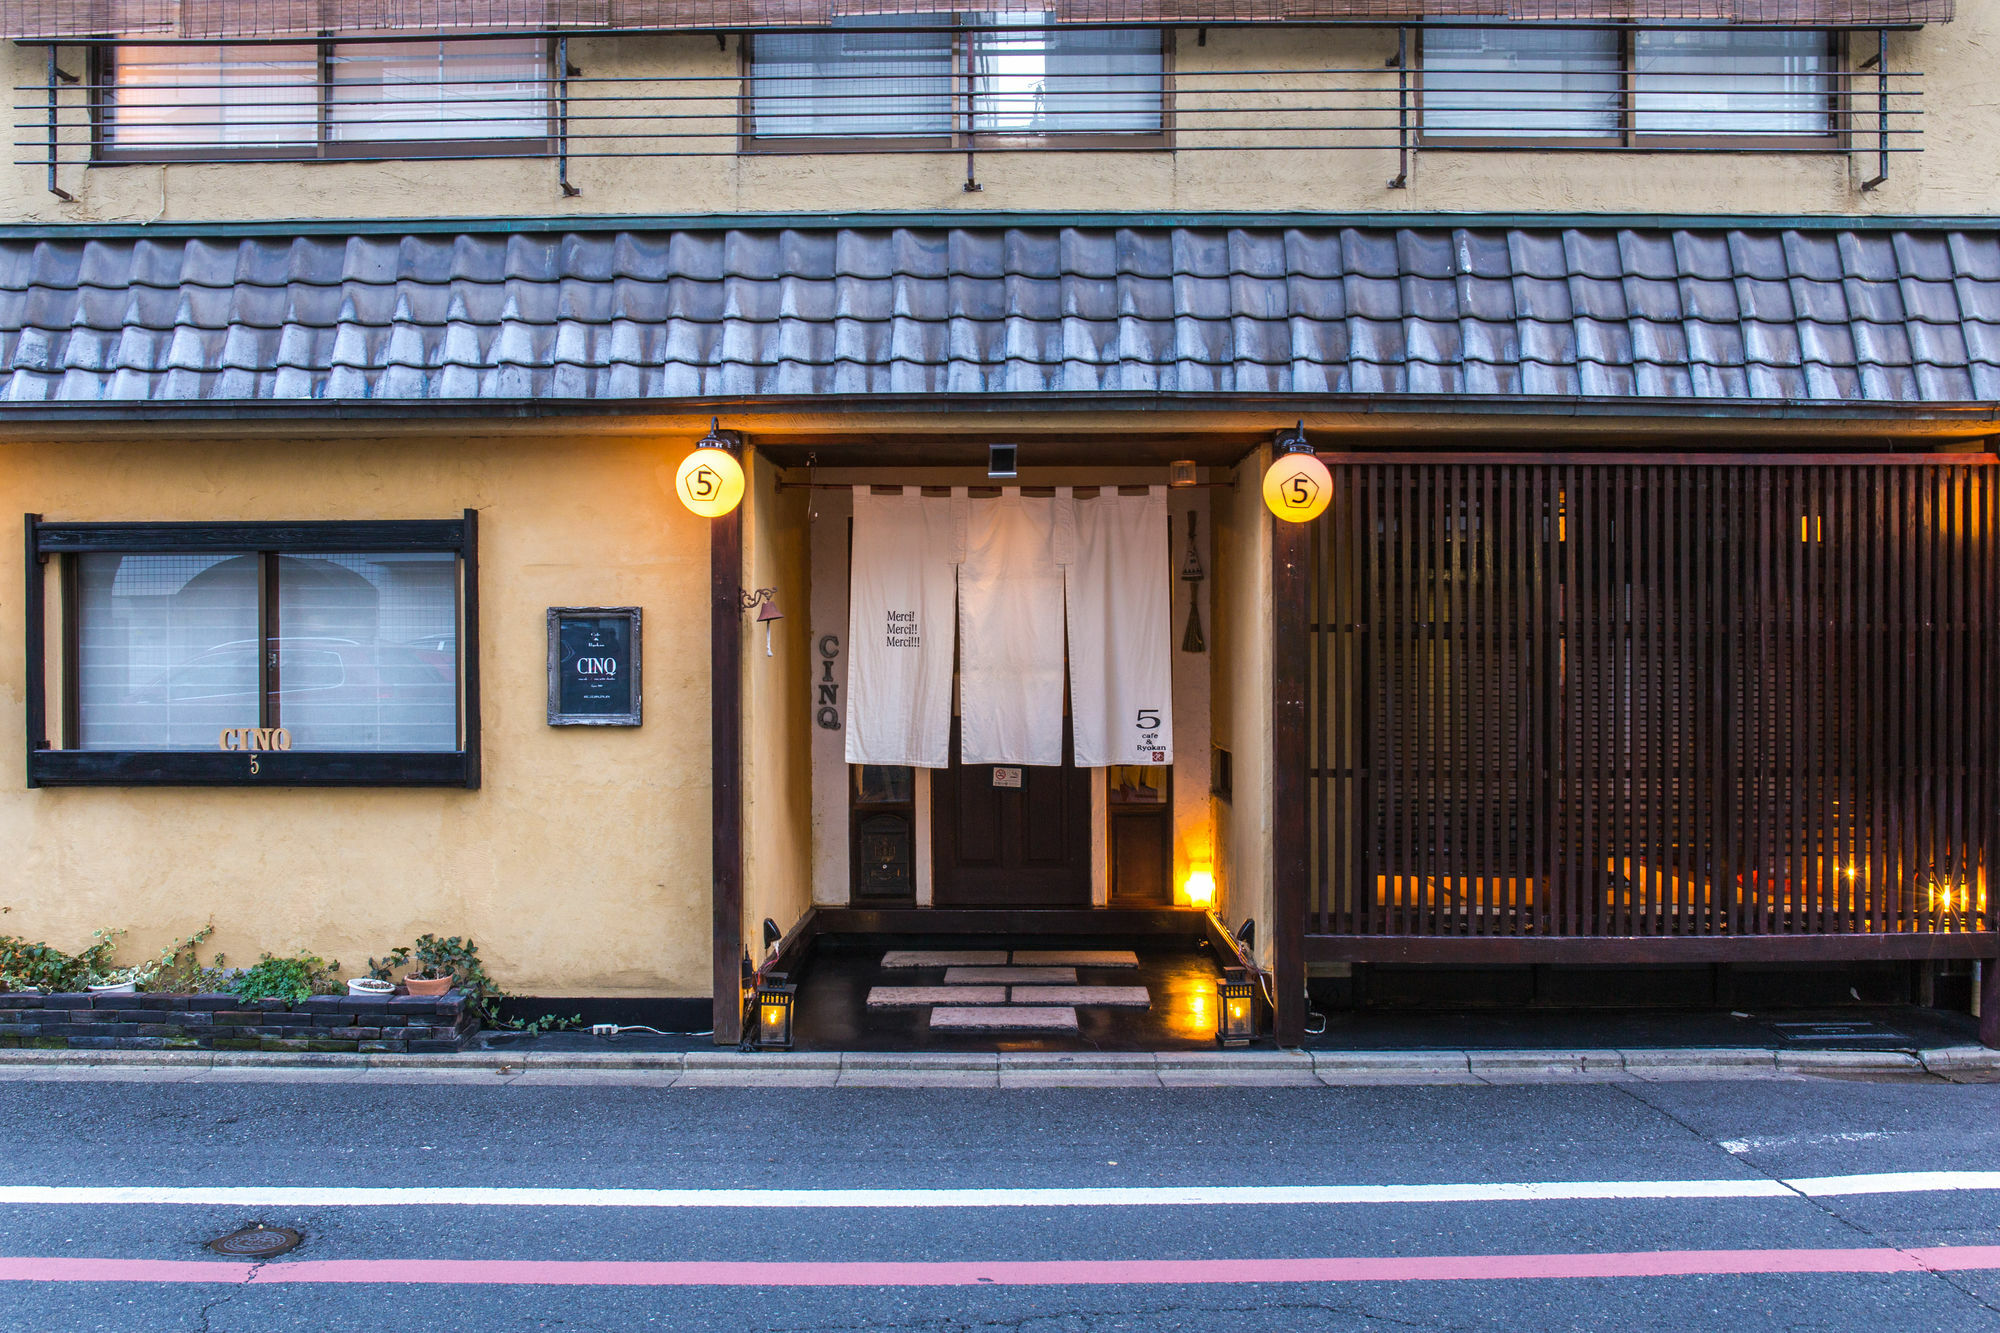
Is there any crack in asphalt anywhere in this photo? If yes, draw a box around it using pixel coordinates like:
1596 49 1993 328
1616 1080 2000 1321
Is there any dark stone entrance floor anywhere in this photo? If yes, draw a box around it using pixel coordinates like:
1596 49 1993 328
789 933 1230 1053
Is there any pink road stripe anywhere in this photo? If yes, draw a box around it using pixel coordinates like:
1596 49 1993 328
5 1248 2000 1287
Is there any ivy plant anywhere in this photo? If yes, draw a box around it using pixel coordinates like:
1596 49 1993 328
229 953 341 1005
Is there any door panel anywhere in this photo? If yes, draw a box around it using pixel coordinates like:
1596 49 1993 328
933 718 1092 907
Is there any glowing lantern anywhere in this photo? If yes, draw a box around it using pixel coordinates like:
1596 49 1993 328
751 973 795 1050
1183 866 1216 909
675 419 746 518
1262 435 1330 524
1216 968 1256 1047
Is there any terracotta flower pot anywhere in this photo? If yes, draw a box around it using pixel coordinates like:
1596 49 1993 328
404 974 453 996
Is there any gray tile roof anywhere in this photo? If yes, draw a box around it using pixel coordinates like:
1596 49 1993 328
1 224 1996 407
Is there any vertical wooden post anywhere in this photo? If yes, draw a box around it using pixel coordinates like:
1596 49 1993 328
711 505 744 1044
1272 507 1310 1047
1981 956 2000 1050
23 514 44 788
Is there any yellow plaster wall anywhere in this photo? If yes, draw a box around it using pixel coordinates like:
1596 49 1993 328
0 429 719 997
739 447 814 959
1210 444 1275 969
3 18 1993 223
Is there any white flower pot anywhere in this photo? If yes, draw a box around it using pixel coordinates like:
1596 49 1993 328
347 978 394 997
87 981 137 994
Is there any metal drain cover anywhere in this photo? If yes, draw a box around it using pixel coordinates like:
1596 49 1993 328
1771 1021 1909 1043
208 1226 302 1258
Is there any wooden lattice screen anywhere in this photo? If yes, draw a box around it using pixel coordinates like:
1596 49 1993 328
1304 456 1998 945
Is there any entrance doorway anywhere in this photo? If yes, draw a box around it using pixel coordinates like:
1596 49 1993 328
932 718 1092 907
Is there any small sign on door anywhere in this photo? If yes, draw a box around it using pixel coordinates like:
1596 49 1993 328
991 767 1023 789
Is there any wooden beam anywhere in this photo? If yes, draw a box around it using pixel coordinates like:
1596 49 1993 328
1307 933 2000 964
1272 511 1310 1047
806 906 1211 935
710 505 744 1044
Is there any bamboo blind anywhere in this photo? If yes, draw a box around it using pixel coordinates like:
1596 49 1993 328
0 0 1955 40
1305 458 1996 941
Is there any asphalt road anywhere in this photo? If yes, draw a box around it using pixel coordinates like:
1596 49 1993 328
3 1071 1999 1330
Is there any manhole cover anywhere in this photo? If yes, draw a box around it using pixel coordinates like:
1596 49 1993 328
207 1226 302 1258
1771 1021 1908 1043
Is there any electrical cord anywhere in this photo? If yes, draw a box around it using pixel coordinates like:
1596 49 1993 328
589 1024 713 1038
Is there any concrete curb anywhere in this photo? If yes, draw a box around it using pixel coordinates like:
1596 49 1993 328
0 1044 1992 1084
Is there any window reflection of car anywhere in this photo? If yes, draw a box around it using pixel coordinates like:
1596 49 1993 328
126 637 455 749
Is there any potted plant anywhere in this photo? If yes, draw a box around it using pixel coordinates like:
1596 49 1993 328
346 976 394 998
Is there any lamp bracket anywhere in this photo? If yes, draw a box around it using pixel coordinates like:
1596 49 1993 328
1274 422 1313 456
739 586 778 612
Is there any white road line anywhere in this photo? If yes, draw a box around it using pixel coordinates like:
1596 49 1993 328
0 1172 1991 1209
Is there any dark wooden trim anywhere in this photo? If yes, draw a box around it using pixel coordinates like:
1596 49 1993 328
461 508 481 789
1313 452 1999 467
32 519 468 553
808 906 1211 935
22 513 44 788
1982 957 2000 1050
28 749 475 786
710 503 745 1045
1271 509 1310 1047
1307 932 2000 964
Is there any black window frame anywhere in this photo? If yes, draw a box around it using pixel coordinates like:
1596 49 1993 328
1415 25 1847 153
23 512 480 789
88 38 557 166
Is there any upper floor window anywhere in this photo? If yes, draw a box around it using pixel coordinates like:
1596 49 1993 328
745 15 1166 147
1421 26 1836 145
98 38 549 160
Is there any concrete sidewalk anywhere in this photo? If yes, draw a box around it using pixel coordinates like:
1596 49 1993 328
0 1045 1994 1086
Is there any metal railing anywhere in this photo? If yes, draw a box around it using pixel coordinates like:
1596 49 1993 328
14 32 1922 198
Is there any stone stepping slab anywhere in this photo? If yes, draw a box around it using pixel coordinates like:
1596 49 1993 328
881 950 1008 969
942 967 1077 985
1009 986 1152 1007
929 1006 1078 1033
1011 950 1141 968
865 986 1009 1008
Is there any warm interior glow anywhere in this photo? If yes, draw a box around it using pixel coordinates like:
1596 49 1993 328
1183 868 1216 909
760 1003 788 1035
1226 1000 1248 1024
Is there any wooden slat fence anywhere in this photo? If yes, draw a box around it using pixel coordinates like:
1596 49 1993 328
1305 457 1998 945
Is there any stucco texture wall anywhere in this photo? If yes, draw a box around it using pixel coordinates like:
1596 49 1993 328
739 447 814 959
0 428 718 997
1210 444 1275 969
3 19 1991 224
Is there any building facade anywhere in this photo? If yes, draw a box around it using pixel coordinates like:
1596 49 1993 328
0 0 1994 1044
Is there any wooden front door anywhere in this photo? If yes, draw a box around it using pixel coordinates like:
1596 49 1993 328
932 719 1092 907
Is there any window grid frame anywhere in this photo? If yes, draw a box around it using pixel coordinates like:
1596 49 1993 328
24 513 481 789
738 24 1175 156
1414 26 1850 153
87 39 558 166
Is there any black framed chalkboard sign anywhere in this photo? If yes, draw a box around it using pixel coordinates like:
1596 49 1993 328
547 607 642 727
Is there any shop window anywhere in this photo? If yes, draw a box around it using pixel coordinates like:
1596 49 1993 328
745 15 1165 148
25 515 479 788
1421 26 1836 146
97 38 549 161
